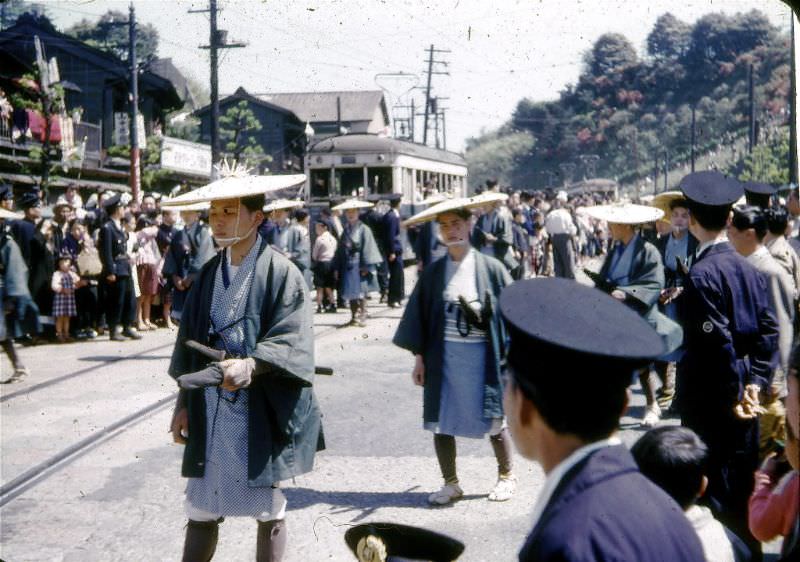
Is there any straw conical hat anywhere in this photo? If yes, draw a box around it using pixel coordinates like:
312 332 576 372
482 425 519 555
332 199 373 211
403 193 507 227
0 208 23 220
263 199 304 212
583 203 664 225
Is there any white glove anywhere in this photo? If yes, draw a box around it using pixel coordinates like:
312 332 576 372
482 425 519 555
218 358 256 391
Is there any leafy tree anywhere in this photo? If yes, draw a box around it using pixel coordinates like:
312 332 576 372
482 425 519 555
0 0 49 29
65 10 159 63
647 13 691 60
729 130 789 184
585 33 638 78
219 101 267 168
464 129 535 187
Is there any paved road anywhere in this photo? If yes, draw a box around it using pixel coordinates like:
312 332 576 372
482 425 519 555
0 267 776 561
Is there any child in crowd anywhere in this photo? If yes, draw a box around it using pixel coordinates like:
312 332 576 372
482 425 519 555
631 426 750 562
312 219 338 313
749 346 800 558
51 253 84 343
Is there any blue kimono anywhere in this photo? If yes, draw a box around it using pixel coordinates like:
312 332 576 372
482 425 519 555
393 251 511 425
519 445 704 561
168 238 323 488
336 221 383 301
598 234 683 357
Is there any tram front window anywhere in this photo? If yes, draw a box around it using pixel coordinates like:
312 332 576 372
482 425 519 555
368 167 393 194
335 168 364 197
310 170 332 199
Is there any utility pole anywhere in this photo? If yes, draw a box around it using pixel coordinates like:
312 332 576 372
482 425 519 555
690 105 696 173
748 63 755 154
191 0 245 177
421 45 450 146
440 110 447 150
791 14 798 185
653 155 659 195
128 3 140 202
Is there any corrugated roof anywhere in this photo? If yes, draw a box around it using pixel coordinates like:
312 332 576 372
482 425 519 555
254 91 387 124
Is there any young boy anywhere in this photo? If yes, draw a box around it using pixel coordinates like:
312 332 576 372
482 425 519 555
632 426 750 562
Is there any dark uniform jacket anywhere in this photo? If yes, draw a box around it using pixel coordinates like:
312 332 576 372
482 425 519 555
8 219 35 266
381 210 403 256
519 445 704 561
393 251 511 423
677 241 779 416
98 219 131 277
168 240 323 486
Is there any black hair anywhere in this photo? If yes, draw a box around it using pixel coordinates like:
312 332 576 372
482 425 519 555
687 201 730 232
731 205 768 241
136 215 155 231
508 364 628 442
315 219 329 230
631 426 708 509
438 208 472 221
106 202 122 217
241 194 266 213
669 198 690 211
67 218 85 230
486 178 498 189
294 208 309 221
765 206 790 236
390 197 401 208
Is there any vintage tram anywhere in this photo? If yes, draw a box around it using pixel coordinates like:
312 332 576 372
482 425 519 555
303 133 468 212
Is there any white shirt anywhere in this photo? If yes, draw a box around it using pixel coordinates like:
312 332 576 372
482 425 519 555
528 437 621 529
685 505 735 562
545 208 576 236
694 234 727 261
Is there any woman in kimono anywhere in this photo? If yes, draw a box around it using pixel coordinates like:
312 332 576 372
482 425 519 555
585 203 683 428
393 197 517 506
164 172 322 562
333 199 383 327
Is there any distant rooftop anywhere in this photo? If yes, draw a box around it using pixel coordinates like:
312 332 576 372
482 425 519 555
253 91 388 124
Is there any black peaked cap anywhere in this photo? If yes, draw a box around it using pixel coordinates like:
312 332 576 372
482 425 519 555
499 278 664 385
344 522 465 562
679 171 743 207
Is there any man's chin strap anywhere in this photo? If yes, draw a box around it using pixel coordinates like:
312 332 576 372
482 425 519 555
215 204 256 248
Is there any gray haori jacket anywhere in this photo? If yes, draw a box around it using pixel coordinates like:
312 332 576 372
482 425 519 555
393 250 512 423
168 241 324 487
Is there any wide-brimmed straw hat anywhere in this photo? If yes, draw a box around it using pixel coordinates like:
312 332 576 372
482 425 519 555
161 201 210 212
332 199 373 211
582 203 664 225
161 169 306 207
0 208 23 220
263 199 305 212
422 192 451 205
651 191 687 223
403 193 507 227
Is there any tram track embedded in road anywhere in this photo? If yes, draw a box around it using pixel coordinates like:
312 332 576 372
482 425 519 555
0 341 175 403
0 301 403 507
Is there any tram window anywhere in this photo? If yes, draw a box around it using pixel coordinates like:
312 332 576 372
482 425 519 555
367 167 393 194
335 168 363 197
310 170 332 198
